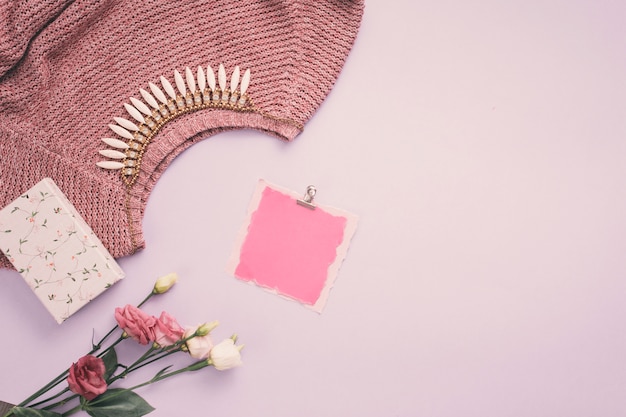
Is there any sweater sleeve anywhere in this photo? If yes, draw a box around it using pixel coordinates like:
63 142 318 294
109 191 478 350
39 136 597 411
0 0 74 77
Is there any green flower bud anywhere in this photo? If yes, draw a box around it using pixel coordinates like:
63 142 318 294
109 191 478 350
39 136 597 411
196 320 219 336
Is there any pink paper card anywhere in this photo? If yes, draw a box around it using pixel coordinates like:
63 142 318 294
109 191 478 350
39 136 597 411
227 180 358 312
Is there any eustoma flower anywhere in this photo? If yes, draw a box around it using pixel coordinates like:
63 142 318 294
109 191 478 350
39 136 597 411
5 275 242 417
115 304 157 345
154 311 185 347
209 337 244 371
184 322 218 359
67 355 107 400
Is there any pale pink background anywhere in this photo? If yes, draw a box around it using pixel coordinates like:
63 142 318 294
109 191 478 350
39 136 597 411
1 1 626 416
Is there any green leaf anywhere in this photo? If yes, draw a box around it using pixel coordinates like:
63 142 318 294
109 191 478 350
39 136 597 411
10 407 63 417
83 389 154 417
101 348 118 380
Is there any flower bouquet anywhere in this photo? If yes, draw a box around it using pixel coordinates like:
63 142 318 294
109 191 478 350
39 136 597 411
2 273 243 417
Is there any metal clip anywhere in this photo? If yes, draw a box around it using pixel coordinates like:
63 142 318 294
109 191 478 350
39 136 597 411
297 185 317 209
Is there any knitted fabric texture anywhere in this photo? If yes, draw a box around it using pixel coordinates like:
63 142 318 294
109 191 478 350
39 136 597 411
0 0 364 269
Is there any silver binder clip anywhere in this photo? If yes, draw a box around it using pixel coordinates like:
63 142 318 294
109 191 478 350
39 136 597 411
297 185 317 209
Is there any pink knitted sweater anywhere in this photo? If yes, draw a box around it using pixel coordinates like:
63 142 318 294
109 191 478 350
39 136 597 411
0 0 364 268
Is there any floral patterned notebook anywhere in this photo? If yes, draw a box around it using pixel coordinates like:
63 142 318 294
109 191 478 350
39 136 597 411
0 178 124 323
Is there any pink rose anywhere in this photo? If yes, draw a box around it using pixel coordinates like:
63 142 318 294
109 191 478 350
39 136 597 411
114 304 157 345
67 355 107 400
154 311 184 347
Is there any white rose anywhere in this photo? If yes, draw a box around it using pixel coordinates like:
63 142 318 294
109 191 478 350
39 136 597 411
209 338 243 371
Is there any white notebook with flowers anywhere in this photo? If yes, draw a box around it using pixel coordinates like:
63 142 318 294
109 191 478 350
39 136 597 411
0 178 124 323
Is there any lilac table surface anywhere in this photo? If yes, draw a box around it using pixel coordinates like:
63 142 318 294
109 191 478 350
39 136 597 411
2 1 626 416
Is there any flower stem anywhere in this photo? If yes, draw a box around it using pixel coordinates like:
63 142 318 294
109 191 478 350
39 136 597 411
14 368 71 408
96 336 125 358
128 360 211 391
88 325 119 355
106 344 158 385
41 393 78 412
119 349 179 374
60 403 82 417
28 387 70 408
81 360 211 410
137 291 155 308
